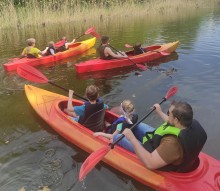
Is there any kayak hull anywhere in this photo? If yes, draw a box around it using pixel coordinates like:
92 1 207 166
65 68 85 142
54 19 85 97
25 85 220 191
4 37 96 72
75 41 180 73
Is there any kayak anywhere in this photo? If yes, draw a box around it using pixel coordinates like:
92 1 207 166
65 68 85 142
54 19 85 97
75 41 180 73
25 85 220 191
3 37 96 72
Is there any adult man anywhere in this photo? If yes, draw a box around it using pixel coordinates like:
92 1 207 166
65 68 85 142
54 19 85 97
114 101 207 172
99 36 128 60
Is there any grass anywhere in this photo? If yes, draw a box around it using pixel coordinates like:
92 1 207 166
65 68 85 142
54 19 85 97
0 0 219 30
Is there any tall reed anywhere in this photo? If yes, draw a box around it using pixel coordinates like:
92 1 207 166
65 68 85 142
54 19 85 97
0 0 219 30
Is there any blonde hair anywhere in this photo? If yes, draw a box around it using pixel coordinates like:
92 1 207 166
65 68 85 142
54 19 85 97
48 41 54 47
26 38 36 46
121 100 135 114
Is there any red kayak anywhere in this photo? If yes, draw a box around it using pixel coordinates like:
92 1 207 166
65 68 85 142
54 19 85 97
75 41 179 73
4 37 96 72
25 85 220 191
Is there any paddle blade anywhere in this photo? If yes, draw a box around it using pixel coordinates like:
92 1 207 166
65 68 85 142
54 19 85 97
125 44 133 48
165 86 178 100
90 31 101 40
136 63 148 71
79 146 111 181
17 64 48 83
84 26 96 35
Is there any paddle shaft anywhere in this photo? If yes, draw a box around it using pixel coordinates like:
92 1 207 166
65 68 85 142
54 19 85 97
111 98 166 148
109 45 139 66
49 81 88 101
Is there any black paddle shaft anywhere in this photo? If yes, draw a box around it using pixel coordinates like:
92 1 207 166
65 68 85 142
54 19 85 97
110 98 167 148
49 81 88 101
109 44 138 65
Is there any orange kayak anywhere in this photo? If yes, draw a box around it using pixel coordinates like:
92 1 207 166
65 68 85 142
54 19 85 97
75 41 180 73
25 85 220 191
4 37 96 72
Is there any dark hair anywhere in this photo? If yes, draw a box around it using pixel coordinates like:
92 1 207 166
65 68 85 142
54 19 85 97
101 36 109 44
85 85 99 101
171 101 193 127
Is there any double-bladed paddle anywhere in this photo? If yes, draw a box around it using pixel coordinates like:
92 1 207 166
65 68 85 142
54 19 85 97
90 31 147 71
78 85 178 181
125 43 170 56
17 64 88 101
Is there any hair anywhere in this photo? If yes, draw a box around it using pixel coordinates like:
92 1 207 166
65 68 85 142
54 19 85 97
61 36 67 41
26 38 36 46
121 100 135 114
48 41 54 47
134 42 141 48
101 36 109 44
85 85 99 101
171 101 193 127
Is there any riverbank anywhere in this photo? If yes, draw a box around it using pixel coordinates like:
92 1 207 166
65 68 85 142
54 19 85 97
0 0 219 30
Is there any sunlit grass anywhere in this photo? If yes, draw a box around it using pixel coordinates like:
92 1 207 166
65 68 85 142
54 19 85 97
0 0 219 30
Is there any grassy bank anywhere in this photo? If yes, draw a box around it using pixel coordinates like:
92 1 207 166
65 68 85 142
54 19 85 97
0 0 219 30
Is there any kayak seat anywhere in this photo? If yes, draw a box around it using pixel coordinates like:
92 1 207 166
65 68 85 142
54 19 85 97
82 108 105 132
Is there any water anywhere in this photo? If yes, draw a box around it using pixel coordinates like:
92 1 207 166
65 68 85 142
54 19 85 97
0 7 220 191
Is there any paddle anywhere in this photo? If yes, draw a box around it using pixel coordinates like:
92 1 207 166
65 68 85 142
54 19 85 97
90 31 147 71
125 43 170 56
16 64 88 101
75 26 96 40
79 85 178 181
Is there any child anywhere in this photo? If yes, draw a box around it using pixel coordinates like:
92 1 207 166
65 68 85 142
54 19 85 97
42 41 56 56
93 100 138 141
20 38 42 58
64 85 108 124
56 36 76 52
133 42 145 55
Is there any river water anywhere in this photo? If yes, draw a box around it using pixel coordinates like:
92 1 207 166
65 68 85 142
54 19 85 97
0 7 220 191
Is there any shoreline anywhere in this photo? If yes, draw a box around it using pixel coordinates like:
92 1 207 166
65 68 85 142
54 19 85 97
0 0 219 30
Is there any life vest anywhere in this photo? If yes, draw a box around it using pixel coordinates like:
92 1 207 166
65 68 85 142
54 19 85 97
143 119 207 172
107 114 138 134
45 47 56 56
133 47 145 55
78 98 104 124
99 45 113 60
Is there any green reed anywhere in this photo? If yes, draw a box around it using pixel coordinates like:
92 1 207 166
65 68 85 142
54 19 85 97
0 0 219 30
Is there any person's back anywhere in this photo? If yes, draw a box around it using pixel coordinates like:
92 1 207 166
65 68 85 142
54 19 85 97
21 38 42 58
43 41 56 56
133 42 144 55
64 85 107 131
99 36 127 60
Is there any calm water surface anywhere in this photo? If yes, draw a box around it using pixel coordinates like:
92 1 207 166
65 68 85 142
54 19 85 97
0 8 220 191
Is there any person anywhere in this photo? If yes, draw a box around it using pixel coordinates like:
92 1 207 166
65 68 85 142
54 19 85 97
133 42 145 55
94 100 138 141
42 41 56 56
20 38 42 58
64 85 108 125
98 36 128 60
112 101 207 172
56 36 76 52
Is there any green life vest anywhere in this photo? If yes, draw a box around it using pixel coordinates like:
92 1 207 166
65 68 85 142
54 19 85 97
142 123 180 144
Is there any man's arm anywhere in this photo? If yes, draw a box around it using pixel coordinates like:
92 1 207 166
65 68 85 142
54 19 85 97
123 128 168 170
105 47 127 58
